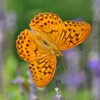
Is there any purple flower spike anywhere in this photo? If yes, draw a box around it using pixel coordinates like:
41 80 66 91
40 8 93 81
87 52 100 76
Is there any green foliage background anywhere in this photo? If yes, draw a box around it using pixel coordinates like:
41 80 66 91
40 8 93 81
2 0 93 100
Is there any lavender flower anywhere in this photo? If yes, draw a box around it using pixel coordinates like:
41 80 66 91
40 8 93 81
27 69 38 100
87 51 100 76
10 75 25 94
87 52 100 100
60 72 86 88
60 47 86 88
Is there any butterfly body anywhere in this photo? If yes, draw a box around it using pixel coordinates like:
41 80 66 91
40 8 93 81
33 31 62 56
16 12 91 87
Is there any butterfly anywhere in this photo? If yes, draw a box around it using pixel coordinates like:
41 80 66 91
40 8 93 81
16 12 91 87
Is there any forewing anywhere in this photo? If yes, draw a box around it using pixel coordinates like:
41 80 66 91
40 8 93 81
29 12 63 45
16 29 57 87
16 29 49 62
58 21 91 50
29 54 56 87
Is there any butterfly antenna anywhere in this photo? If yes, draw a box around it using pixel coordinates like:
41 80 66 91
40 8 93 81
70 48 83 52
61 56 67 74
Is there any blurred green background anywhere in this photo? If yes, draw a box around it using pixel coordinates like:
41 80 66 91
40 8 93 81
0 0 100 100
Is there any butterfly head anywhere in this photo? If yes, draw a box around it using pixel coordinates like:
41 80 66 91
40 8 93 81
49 44 62 57
55 50 62 57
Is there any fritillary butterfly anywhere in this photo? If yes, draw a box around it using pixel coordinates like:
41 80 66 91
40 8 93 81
16 12 91 87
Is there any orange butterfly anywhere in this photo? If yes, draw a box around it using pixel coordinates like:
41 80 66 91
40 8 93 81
16 12 91 87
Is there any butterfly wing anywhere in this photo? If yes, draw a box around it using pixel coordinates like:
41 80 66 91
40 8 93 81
16 29 45 62
29 12 63 46
29 54 56 87
58 21 92 50
16 29 57 87
29 12 91 51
